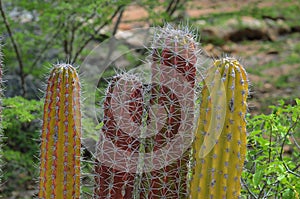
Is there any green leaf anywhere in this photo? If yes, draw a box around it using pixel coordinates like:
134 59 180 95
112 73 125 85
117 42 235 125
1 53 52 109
282 189 294 199
253 166 264 187
95 121 104 130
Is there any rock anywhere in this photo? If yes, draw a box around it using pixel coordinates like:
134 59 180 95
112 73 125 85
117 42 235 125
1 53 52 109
200 26 224 41
225 16 272 41
263 83 273 91
203 43 222 57
9 8 37 23
201 16 284 43
115 28 152 48
291 25 300 33
264 18 291 35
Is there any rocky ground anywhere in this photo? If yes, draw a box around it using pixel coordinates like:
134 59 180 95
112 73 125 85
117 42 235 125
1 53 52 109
108 0 300 115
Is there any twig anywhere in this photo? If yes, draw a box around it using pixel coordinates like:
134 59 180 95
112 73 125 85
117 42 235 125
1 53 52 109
0 0 26 96
268 120 273 163
71 5 124 64
166 0 181 17
257 180 268 199
241 177 257 199
28 22 63 74
68 10 97 61
112 6 124 36
279 116 300 178
290 133 300 150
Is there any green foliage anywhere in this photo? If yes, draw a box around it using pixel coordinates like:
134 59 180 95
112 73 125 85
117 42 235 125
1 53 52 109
242 99 300 198
0 0 187 98
1 96 42 195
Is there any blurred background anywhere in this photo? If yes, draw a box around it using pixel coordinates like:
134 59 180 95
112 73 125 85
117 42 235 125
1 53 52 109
0 0 299 198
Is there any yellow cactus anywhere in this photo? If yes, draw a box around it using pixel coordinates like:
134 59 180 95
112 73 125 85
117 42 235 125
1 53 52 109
190 58 248 199
39 64 81 199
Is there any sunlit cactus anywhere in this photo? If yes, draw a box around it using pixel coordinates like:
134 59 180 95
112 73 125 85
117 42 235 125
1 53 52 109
189 57 249 199
142 24 199 198
38 64 82 199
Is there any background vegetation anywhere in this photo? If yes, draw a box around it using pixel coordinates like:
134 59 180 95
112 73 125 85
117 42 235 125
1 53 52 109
0 0 299 198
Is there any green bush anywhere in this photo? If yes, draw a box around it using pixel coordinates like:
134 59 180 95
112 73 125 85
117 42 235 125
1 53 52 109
1 96 42 195
242 99 300 198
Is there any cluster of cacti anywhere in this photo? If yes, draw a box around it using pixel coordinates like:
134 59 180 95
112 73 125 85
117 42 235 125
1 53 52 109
38 64 82 199
35 24 249 199
93 24 200 199
189 58 248 199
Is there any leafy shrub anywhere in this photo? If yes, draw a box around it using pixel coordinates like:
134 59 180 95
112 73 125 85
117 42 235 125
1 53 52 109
1 96 42 195
242 99 300 198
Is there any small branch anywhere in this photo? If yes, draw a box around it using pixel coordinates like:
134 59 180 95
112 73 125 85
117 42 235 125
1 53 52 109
112 6 124 36
63 23 69 59
166 0 175 15
28 23 63 74
290 133 300 150
241 177 257 199
0 0 26 96
268 121 273 163
279 116 300 178
68 25 76 62
166 0 181 17
71 5 124 64
68 12 97 62
257 182 268 199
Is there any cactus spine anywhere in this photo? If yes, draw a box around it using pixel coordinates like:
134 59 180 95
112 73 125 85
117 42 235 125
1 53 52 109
189 57 248 199
39 64 81 199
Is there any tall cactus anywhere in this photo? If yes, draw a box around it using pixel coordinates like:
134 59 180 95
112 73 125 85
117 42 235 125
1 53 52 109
144 24 199 198
39 64 81 199
189 57 248 199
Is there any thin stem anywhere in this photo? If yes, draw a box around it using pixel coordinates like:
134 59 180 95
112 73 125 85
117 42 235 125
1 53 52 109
28 23 63 74
166 0 181 17
241 177 257 199
268 120 273 163
0 0 26 96
112 6 124 36
71 5 123 64
279 116 300 178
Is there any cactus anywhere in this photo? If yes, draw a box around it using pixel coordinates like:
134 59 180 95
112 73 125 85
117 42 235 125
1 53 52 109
189 57 248 199
94 74 144 198
38 64 82 199
143 24 199 198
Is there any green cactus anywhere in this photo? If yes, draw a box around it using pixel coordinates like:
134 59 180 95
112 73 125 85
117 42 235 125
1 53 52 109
38 64 82 199
189 57 248 199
